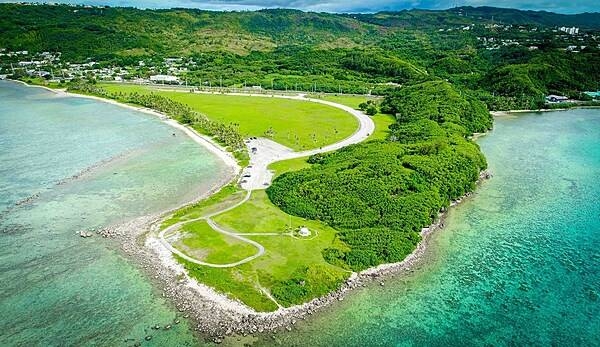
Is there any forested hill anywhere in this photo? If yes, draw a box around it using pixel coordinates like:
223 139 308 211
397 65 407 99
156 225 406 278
350 7 600 30
1 4 599 110
1 4 599 57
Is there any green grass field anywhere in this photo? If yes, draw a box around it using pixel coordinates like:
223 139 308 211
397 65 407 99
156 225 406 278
309 94 381 109
100 84 358 151
177 256 280 312
172 220 257 264
306 94 394 141
165 189 349 311
161 185 246 229
369 113 396 141
267 156 312 178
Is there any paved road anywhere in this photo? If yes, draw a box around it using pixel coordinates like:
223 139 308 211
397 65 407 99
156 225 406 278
146 87 375 191
239 94 375 190
157 93 375 266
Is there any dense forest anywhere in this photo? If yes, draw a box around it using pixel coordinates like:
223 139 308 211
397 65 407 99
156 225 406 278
267 83 490 272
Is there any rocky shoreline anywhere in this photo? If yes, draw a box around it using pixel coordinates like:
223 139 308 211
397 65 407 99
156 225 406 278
8 79 493 343
98 170 492 344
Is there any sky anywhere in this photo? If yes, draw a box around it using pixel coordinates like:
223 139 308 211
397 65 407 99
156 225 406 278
0 0 597 14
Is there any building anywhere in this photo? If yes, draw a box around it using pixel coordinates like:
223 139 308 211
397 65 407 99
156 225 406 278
559 26 579 35
545 95 568 103
299 227 311 237
149 74 179 84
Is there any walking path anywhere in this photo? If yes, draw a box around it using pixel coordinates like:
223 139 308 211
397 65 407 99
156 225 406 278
158 92 375 267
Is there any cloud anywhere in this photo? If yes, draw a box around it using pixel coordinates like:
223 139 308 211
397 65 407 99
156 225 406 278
0 0 597 14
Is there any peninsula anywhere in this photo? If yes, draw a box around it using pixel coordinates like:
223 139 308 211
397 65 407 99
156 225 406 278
1 2 599 343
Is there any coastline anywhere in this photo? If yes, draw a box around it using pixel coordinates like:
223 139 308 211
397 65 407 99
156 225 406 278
8 80 240 172
9 79 490 342
490 104 600 117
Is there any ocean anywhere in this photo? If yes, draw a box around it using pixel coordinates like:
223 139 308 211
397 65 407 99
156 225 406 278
242 109 600 346
0 81 227 346
2 81 599 346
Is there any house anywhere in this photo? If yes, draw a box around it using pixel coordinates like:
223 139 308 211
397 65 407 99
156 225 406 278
545 95 568 103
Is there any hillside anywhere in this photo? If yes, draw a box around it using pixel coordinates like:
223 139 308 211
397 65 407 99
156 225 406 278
1 4 599 106
349 7 600 30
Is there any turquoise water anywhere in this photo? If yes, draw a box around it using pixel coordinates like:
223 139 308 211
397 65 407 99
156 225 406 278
3 83 599 347
0 81 228 346
247 109 600 346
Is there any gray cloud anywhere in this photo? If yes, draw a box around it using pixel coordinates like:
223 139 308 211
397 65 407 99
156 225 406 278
0 0 597 13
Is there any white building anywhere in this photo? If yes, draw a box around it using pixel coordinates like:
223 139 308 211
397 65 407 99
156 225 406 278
299 227 311 237
559 26 579 35
150 75 179 84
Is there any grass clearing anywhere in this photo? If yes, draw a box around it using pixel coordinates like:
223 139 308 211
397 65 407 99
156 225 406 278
176 256 279 312
369 113 396 141
100 84 358 151
267 156 312 178
170 190 349 310
214 190 321 234
161 185 246 229
171 220 257 264
309 94 382 109
305 94 394 140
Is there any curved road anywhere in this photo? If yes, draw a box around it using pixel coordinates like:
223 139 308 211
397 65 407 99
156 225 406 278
233 94 375 190
158 94 375 267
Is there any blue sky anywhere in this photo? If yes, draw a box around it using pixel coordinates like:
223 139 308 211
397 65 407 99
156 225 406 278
0 0 597 14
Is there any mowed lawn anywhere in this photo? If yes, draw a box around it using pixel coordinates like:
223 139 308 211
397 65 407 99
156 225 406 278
213 190 349 300
100 84 358 151
267 156 312 178
369 113 396 140
310 94 381 109
169 189 349 311
173 220 257 264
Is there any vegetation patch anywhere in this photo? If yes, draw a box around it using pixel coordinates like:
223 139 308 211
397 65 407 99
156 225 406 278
161 185 245 229
176 256 280 312
212 190 350 306
170 220 257 264
267 81 491 271
368 113 396 141
268 156 312 178
100 84 358 151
